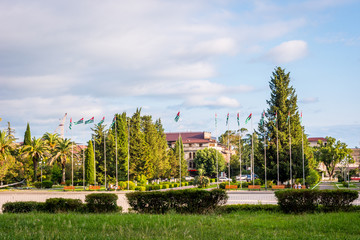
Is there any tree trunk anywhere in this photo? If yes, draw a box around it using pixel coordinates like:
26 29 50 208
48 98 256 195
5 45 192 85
62 164 66 184
33 160 37 182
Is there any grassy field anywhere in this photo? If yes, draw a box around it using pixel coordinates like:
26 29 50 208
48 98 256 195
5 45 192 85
1 211 360 239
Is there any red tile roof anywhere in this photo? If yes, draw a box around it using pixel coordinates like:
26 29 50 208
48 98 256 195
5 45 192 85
166 132 213 143
308 137 327 142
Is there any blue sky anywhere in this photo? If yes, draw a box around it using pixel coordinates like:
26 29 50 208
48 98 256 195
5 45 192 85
0 0 359 147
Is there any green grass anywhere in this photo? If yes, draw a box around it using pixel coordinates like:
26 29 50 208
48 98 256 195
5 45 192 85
1 211 360 239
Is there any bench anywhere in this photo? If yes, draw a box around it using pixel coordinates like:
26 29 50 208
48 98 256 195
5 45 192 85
63 186 75 190
271 185 285 190
225 185 238 189
248 185 261 190
89 186 101 190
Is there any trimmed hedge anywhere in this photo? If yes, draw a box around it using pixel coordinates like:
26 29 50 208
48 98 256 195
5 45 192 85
2 201 44 213
126 189 228 214
85 193 120 213
33 181 53 189
275 189 359 213
218 204 280 213
44 198 83 213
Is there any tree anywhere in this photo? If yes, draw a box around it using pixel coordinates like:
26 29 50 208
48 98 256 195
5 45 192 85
48 138 74 183
85 140 95 185
0 130 17 184
314 137 353 180
193 148 225 177
23 123 31 146
43 132 60 156
170 136 187 178
112 112 129 181
23 137 48 182
256 67 310 183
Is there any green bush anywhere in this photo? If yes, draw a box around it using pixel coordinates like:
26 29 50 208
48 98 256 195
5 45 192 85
342 181 349 188
126 189 228 214
118 181 135 190
65 180 72 186
266 180 274 187
33 181 42 189
238 182 249 188
319 190 359 212
173 183 179 187
210 178 216 183
194 176 210 188
85 193 121 213
42 180 53 189
2 201 44 213
118 181 127 190
161 184 169 189
219 182 226 189
306 169 320 187
44 198 83 213
218 204 280 213
135 186 146 191
254 179 262 185
275 189 359 213
337 175 344 182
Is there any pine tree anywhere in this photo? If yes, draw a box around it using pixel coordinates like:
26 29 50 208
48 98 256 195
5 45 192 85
255 67 310 184
85 140 95 185
112 112 129 181
154 119 171 178
23 123 31 146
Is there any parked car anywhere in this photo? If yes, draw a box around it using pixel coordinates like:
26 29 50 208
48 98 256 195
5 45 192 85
218 177 230 182
185 176 194 181
236 175 248 181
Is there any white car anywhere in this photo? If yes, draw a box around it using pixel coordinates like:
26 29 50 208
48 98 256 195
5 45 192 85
236 175 248 181
218 177 230 182
185 176 194 181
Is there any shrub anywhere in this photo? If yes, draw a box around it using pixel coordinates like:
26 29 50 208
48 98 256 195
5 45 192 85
266 180 274 187
319 190 359 212
44 198 83 213
194 176 210 188
219 182 226 189
238 182 249 188
173 183 179 187
254 179 262 185
126 189 228 214
42 180 53 189
118 181 127 190
2 201 44 213
85 193 121 213
65 180 72 186
210 178 216 183
118 181 135 190
218 204 280 213
342 181 349 188
337 175 344 182
33 181 42 189
306 169 320 187
135 186 146 191
275 189 319 213
161 184 169 189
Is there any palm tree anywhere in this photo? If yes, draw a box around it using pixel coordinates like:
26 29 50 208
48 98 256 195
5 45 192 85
49 138 74 183
43 132 59 158
23 137 48 182
0 130 16 184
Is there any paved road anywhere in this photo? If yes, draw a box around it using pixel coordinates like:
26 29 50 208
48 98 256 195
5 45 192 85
318 182 336 190
227 191 278 205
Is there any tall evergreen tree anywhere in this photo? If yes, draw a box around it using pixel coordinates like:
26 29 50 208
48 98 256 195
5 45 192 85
129 108 150 180
112 112 129 181
85 140 95 184
91 124 106 184
256 67 310 184
154 119 171 179
170 136 187 178
23 123 31 146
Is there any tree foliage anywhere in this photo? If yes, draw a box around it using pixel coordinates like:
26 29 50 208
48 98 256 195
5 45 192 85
194 148 225 177
85 140 95 185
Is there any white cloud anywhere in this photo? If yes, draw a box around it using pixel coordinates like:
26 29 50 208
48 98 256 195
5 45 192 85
264 40 308 64
182 96 240 109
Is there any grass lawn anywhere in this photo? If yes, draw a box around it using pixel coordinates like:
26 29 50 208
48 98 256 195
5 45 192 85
1 211 360 239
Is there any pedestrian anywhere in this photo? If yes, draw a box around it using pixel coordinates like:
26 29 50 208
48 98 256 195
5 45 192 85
298 183 302 189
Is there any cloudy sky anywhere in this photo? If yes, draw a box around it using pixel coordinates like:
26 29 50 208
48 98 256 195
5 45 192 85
1 0 359 147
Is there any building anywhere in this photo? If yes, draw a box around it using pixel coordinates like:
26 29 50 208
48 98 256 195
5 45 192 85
308 137 327 147
165 132 229 174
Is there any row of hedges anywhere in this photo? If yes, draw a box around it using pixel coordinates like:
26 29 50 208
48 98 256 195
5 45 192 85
126 189 228 214
117 181 189 191
2 193 121 213
33 180 53 189
275 189 359 213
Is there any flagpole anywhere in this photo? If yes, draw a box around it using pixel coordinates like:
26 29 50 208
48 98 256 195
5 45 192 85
71 141 74 188
93 135 96 186
115 116 118 191
264 130 267 190
251 115 254 186
215 114 218 188
179 132 182 187
238 115 242 189
302 113 305 187
127 119 130 190
276 113 279 186
83 147 85 190
289 113 292 186
227 116 230 187
104 129 107 190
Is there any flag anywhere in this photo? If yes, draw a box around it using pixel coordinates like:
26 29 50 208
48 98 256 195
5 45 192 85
215 113 217 128
245 113 252 124
273 111 277 124
174 112 180 122
97 117 105 126
260 111 265 126
286 112 291 123
110 115 116 128
226 113 229 126
237 113 240 127
300 112 303 124
69 118 72 130
74 118 84 125
85 117 94 124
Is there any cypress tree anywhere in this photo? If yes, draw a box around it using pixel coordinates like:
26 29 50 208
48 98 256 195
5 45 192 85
171 136 186 178
85 140 95 185
255 67 310 184
24 123 31 145
112 112 129 181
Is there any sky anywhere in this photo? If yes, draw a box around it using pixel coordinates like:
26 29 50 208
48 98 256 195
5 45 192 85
0 0 359 147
